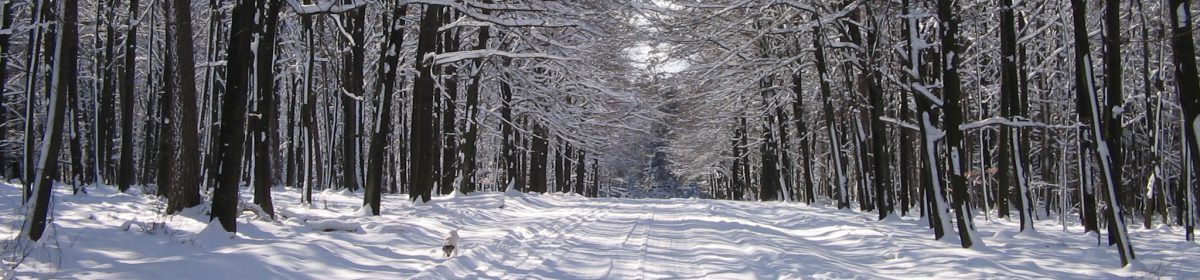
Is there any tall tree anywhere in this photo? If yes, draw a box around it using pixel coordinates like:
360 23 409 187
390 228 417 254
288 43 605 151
500 59 519 192
440 16 460 195
791 71 816 205
937 0 979 248
409 4 443 202
117 0 140 192
1167 0 1200 242
163 0 200 213
210 0 255 232
365 4 407 215
21 0 48 197
340 0 365 193
461 0 493 194
530 122 550 194
251 0 282 219
999 0 1034 231
811 16 849 209
0 0 12 179
25 0 76 241
1070 0 1133 266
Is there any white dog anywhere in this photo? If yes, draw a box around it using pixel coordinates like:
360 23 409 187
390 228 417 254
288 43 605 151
442 229 460 258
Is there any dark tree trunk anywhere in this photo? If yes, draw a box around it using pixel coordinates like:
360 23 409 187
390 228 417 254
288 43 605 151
157 0 178 200
575 150 585 195
897 72 912 216
1100 0 1128 245
365 4 407 215
530 122 549 194
938 0 978 248
904 0 947 238
0 1 13 179
210 0 255 232
164 0 200 213
97 0 117 183
1167 0 1200 243
340 1 364 193
758 76 780 201
1000 0 1034 231
251 0 281 219
555 140 565 192
300 3 316 205
440 23 459 195
117 0 139 193
591 158 599 197
409 4 443 202
461 1 492 194
811 17 849 208
730 128 743 200
21 0 48 196
852 3 893 219
501 73 518 191
792 72 816 205
730 118 747 200
27 0 75 241
1071 0 1134 265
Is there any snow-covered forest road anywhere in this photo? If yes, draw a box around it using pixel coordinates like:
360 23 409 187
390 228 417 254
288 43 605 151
2 183 1198 279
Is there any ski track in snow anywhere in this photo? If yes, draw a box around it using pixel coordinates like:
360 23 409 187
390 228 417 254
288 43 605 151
2 182 1199 279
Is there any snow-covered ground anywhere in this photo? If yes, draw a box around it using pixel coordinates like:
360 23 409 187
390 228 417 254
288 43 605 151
1 182 1197 279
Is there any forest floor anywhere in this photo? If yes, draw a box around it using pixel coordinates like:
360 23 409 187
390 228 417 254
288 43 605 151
1 182 1197 279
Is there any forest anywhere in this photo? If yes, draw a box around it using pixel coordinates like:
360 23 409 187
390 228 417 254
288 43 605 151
2 0 1199 276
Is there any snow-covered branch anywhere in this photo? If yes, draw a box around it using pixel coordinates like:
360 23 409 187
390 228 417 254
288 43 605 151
431 50 578 66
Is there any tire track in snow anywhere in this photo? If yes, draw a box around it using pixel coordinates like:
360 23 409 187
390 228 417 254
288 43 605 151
605 204 650 280
500 205 611 280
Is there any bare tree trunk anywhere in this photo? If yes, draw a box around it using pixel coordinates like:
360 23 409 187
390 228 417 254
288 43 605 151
210 0 255 232
339 0 364 193
530 122 549 194
792 71 816 205
1071 0 1134 265
163 0 200 213
938 0 979 248
1167 0 1200 243
999 0 1034 231
440 20 459 195
22 0 49 197
501 68 517 191
811 15 849 208
365 4 407 214
117 0 139 193
26 0 75 241
251 0 281 219
461 1 492 194
409 4 443 202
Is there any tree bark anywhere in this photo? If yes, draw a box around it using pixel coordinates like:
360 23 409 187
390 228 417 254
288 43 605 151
409 4 443 202
117 0 139 193
251 0 282 219
792 72 816 205
340 0 364 193
163 0 200 213
440 22 460 195
938 0 978 248
811 16 849 208
530 122 549 194
365 4 407 215
1167 0 1200 243
26 0 75 241
1071 0 1134 265
461 1 492 194
210 0 255 232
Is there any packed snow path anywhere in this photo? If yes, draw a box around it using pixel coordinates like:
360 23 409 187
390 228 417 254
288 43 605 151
2 183 1198 279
